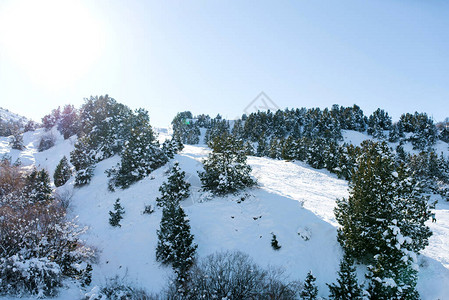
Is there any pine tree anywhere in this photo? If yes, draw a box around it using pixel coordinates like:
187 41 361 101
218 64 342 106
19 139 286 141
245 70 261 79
71 138 95 186
156 162 190 208
156 196 197 283
199 133 256 195
109 198 124 227
110 109 167 189
334 141 431 299
53 156 72 187
301 271 318 300
327 254 363 300
23 168 52 203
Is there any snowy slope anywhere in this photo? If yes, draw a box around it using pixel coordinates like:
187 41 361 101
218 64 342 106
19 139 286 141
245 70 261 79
1 129 449 299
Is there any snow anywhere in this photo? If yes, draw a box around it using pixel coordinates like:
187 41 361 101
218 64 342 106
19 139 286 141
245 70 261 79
1 129 449 299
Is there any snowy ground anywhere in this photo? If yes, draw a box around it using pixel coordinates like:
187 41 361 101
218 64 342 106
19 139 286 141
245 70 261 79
1 130 449 299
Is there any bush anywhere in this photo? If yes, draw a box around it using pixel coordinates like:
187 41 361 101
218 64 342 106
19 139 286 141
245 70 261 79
0 255 62 297
0 160 95 297
170 250 299 299
84 277 158 300
38 132 56 152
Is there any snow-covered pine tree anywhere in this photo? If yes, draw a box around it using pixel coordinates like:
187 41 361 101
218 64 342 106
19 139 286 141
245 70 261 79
110 109 167 189
334 141 431 298
301 271 318 300
23 168 52 203
367 108 392 139
71 137 95 186
156 162 190 208
53 156 72 187
327 254 363 300
109 198 124 227
156 197 197 283
199 133 256 195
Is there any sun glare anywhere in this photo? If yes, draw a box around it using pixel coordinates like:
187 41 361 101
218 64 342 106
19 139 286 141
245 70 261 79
0 0 104 91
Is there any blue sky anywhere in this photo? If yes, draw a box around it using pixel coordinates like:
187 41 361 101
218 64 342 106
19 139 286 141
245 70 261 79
0 0 448 127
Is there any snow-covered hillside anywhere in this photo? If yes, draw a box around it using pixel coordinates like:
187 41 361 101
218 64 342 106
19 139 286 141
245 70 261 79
0 107 30 124
1 129 449 299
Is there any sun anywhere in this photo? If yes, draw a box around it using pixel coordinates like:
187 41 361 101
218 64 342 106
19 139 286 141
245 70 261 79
0 0 105 91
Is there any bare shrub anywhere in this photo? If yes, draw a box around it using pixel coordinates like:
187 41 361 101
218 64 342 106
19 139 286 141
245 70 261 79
165 250 300 299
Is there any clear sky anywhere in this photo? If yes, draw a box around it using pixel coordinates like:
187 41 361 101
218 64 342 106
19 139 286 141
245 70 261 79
0 0 448 127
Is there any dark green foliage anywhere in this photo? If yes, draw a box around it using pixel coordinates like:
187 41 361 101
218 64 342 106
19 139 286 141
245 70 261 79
23 168 52 203
156 198 197 284
204 117 230 144
271 233 281 250
199 133 256 195
155 162 196 283
301 271 318 300
398 112 437 150
71 137 95 186
53 156 72 187
172 111 201 144
109 198 124 227
367 108 392 139
156 162 190 208
162 138 181 159
334 141 431 298
108 109 167 189
327 254 363 300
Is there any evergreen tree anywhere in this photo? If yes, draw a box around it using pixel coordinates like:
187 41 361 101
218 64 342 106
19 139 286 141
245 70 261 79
70 137 95 186
23 168 52 203
53 156 72 187
109 198 124 227
156 162 191 208
327 254 363 300
156 194 197 283
367 108 392 139
109 109 167 189
301 271 318 300
199 133 256 195
334 141 431 298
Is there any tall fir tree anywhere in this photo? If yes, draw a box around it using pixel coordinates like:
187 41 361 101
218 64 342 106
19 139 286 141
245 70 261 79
156 162 190 208
53 156 72 187
156 166 197 284
327 254 363 300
